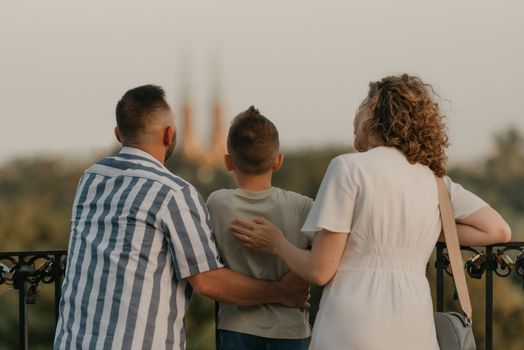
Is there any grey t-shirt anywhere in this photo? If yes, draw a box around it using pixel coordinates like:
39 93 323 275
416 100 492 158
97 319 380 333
206 187 313 339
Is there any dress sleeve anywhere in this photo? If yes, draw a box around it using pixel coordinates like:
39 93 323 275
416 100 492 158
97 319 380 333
444 176 489 220
161 186 224 280
298 196 315 246
302 156 358 237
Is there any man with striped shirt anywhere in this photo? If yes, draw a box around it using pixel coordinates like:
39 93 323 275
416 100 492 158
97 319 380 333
54 85 308 350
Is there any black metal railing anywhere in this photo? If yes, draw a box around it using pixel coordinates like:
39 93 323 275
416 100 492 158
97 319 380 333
435 241 524 350
0 251 67 350
1 244 523 349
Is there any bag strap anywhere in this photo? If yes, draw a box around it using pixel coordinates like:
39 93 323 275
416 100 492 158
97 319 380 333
435 176 473 321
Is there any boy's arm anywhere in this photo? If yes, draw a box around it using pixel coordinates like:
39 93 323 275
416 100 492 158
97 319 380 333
187 267 309 308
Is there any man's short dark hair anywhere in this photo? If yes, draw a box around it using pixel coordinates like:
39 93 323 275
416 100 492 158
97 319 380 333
227 106 279 175
116 85 170 141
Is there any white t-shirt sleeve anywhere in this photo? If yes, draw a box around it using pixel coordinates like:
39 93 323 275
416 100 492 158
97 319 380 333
298 196 315 246
302 156 358 237
444 176 489 220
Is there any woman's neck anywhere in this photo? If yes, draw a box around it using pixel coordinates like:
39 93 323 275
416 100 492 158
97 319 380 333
364 135 386 151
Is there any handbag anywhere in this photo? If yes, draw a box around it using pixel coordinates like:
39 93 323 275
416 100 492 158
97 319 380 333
433 176 476 350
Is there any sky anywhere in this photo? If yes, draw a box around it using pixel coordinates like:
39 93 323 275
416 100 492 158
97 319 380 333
1 0 523 165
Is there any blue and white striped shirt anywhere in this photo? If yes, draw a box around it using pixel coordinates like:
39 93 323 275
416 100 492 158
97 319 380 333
54 147 223 350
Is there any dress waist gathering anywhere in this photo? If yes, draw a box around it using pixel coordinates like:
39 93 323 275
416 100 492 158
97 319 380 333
338 235 430 275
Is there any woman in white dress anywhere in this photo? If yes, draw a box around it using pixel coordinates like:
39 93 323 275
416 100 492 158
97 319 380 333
230 74 512 349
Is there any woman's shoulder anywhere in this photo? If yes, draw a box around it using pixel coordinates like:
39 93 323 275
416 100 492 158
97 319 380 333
328 147 411 183
330 147 386 168
324 153 367 182
331 152 364 165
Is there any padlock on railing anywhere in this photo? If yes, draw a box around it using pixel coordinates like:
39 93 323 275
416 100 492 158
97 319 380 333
40 260 57 284
26 282 38 304
0 263 6 284
495 250 514 277
465 252 486 279
515 250 524 289
13 263 34 290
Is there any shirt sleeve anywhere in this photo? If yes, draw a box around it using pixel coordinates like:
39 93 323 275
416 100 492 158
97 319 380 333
297 195 315 246
161 186 224 280
302 156 358 237
444 176 489 220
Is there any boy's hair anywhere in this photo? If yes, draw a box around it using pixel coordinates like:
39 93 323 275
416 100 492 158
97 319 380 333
227 106 280 175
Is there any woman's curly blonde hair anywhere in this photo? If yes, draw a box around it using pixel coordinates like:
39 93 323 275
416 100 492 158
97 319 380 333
364 74 449 176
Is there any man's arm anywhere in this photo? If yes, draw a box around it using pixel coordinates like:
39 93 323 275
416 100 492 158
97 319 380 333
164 188 308 308
187 268 309 308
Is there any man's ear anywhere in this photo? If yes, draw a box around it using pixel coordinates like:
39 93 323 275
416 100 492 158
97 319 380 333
224 154 235 171
163 126 174 147
272 153 284 171
114 127 122 144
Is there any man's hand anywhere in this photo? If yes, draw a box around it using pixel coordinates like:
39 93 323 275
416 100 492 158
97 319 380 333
278 271 310 309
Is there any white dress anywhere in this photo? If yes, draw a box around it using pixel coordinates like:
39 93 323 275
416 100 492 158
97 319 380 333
302 147 487 350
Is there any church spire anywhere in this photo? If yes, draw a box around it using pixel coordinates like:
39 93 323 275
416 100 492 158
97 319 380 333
179 52 199 160
206 54 226 165
178 49 226 166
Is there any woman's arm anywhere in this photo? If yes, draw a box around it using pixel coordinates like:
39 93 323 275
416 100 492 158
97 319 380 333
438 206 511 246
230 217 348 286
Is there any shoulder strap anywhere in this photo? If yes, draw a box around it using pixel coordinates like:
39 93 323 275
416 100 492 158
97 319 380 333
435 176 473 321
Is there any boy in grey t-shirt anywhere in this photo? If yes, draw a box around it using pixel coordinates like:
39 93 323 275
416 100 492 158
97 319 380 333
206 106 313 350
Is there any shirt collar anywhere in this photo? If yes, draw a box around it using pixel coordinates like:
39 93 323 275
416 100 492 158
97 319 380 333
119 146 165 168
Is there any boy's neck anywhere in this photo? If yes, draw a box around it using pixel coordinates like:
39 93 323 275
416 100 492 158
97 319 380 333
235 171 273 192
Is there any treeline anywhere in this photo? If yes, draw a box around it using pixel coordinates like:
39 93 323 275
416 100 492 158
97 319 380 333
0 129 523 349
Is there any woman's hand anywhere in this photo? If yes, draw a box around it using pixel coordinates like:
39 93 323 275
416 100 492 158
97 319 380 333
230 217 286 255
232 219 349 285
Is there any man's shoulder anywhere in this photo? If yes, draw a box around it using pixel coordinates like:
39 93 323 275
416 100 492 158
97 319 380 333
85 154 193 193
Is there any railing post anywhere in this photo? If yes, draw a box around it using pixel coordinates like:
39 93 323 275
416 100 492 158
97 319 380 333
17 255 28 350
54 253 63 326
215 301 219 350
485 246 494 350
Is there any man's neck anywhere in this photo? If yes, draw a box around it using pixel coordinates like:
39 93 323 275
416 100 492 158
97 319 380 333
235 171 273 192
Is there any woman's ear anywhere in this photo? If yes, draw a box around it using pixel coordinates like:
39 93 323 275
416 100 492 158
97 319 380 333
272 153 284 171
224 154 235 171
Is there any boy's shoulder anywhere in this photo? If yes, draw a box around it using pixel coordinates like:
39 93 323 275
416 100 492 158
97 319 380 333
206 188 235 206
271 187 313 211
207 187 312 207
272 186 311 200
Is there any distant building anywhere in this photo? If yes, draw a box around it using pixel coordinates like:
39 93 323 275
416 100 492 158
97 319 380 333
179 96 226 166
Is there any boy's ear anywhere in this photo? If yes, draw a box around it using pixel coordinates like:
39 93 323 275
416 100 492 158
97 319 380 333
224 154 235 171
272 153 284 171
